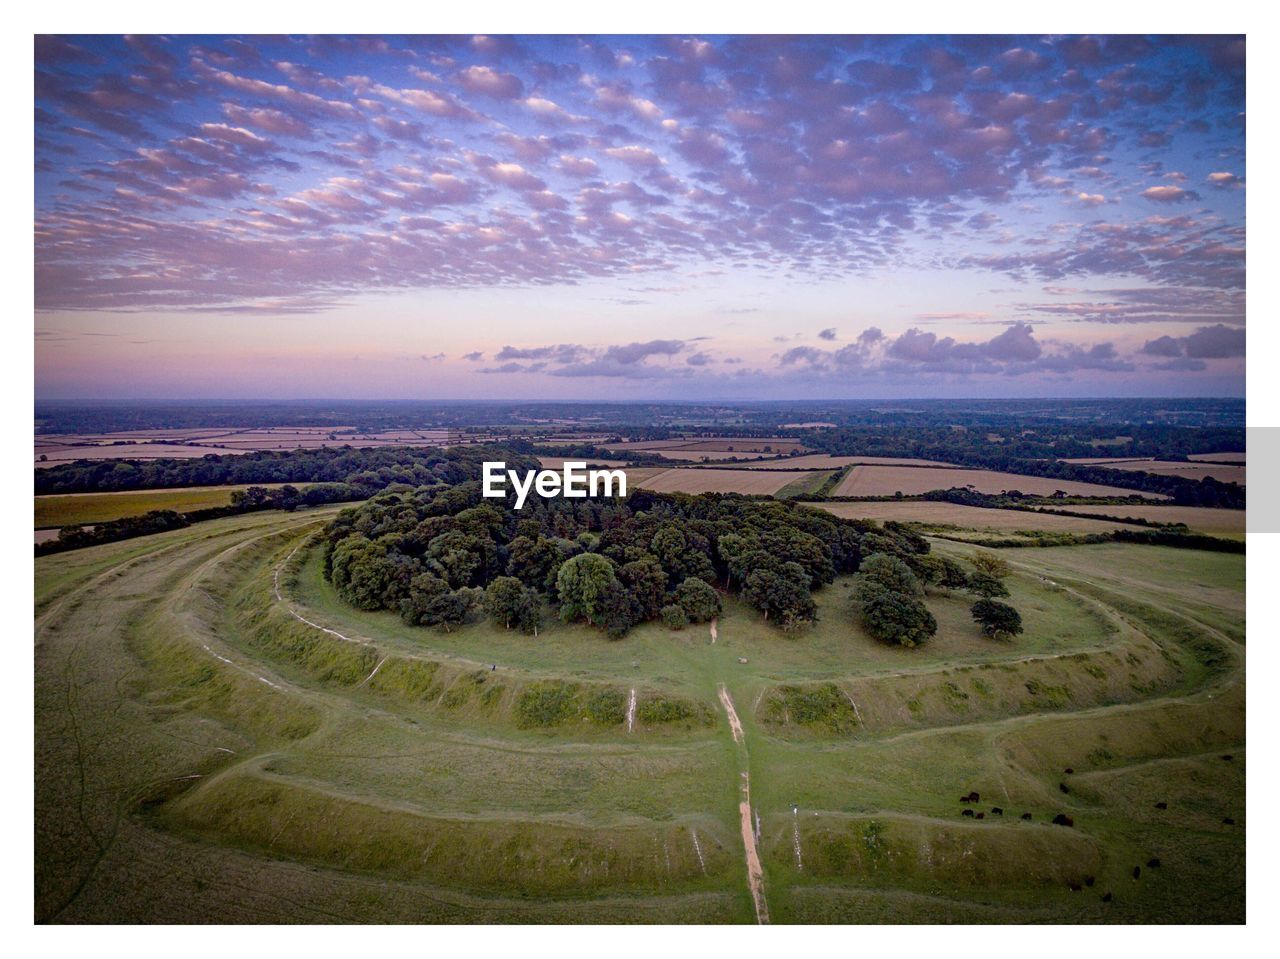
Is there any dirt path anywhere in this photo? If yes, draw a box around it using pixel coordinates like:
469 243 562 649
626 688 637 733
709 618 717 643
718 684 743 743
717 683 768 923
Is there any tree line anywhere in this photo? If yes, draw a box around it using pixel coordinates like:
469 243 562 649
34 444 541 495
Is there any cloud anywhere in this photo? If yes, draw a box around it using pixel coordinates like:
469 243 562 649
1141 185 1200 203
1207 171 1243 189
456 65 523 99
817 327 837 341
1141 324 1245 360
33 34 1245 325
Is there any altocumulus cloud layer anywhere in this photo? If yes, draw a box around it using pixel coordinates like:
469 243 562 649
35 35 1245 395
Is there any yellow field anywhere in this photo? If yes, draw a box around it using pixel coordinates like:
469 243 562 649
833 465 1162 499
35 484 305 528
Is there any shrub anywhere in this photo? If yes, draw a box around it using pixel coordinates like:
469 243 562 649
660 604 689 630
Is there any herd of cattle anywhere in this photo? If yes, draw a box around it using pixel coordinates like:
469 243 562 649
955 756 1241 906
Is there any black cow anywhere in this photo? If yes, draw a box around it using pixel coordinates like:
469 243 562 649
991 807 1003 816
1067 882 1082 892
1102 892 1113 903
1154 801 1167 810
1084 877 1095 887
962 809 975 817
1059 782 1070 794
1221 754 1234 761
976 812 985 819
1147 858 1161 868
1052 813 1074 827
1223 817 1236 825
1132 866 1141 880
1064 767 1074 774
1020 812 1032 821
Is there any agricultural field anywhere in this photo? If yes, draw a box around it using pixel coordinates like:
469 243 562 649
35 508 1243 923
35 426 467 467
35 484 309 529
601 437 809 461
632 467 818 496
1030 505 1246 540
1062 458 1245 485
1188 452 1245 463
730 454 955 470
816 501 1142 535
833 465 1165 499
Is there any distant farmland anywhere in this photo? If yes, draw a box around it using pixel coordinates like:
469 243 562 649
35 425 466 466
35 484 307 528
1031 503 1246 539
632 468 816 496
816 501 1141 534
1062 458 1245 485
833 465 1165 499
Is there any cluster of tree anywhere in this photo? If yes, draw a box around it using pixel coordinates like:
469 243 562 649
850 548 1022 647
37 509 191 555
34 444 539 495
322 484 931 639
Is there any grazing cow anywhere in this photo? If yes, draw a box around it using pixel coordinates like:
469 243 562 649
1132 866 1141 880
1021 812 1032 821
1059 783 1070 794
991 807 1003 816
976 812 985 819
1064 767 1074 774
962 809 975 817
1084 877 1095 887
1067 882 1082 892
1223 817 1235 825
968 791 980 802
1052 813 1074 827
1154 801 1167 810
960 795 971 803
1221 754 1233 761
1102 892 1113 903
1147 858 1161 868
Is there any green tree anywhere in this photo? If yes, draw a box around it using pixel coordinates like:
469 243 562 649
857 553 924 598
971 599 1023 640
514 588 544 636
556 553 621 627
483 576 526 629
743 561 816 628
675 577 721 623
856 582 937 647
620 556 668 620
968 571 1010 598
968 550 1011 580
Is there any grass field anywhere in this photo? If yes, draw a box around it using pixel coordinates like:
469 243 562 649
35 484 308 528
35 506 1243 923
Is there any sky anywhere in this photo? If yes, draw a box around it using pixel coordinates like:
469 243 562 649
34 34 1245 400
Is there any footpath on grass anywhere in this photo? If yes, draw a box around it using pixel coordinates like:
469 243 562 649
717 682 769 924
